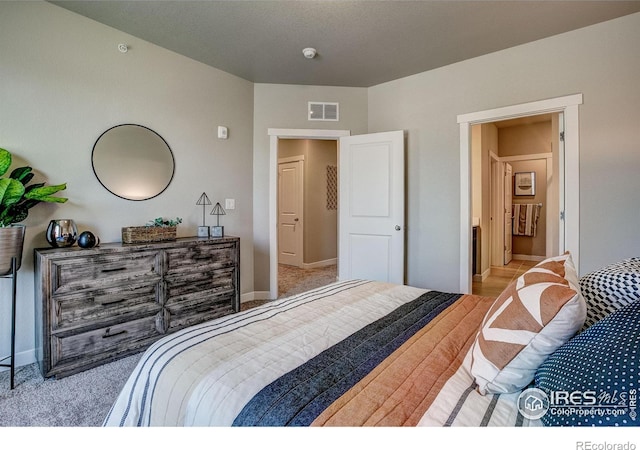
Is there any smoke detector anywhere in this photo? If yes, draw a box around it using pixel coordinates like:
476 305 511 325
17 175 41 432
302 47 317 59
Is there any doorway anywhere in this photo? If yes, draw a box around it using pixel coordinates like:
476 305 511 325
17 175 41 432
269 129 350 300
268 128 406 300
276 139 339 297
458 94 583 294
473 114 556 296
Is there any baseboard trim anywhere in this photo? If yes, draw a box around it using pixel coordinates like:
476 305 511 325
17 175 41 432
302 258 337 270
0 348 36 371
512 254 545 262
241 291 272 303
472 268 491 282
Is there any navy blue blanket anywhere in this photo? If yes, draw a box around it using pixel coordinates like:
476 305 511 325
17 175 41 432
232 290 462 426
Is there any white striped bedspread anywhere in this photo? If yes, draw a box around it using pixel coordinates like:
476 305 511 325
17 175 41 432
103 280 540 427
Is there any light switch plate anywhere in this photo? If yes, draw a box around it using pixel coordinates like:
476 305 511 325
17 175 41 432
225 198 235 210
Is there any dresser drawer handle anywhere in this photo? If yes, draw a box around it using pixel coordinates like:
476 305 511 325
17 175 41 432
95 297 126 306
102 327 127 339
101 267 128 273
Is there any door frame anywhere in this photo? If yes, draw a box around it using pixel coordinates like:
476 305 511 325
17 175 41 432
268 128 351 300
458 93 582 293
503 162 513 265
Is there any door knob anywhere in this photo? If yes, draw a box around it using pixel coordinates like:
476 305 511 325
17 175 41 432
395 225 401 231
294 218 299 222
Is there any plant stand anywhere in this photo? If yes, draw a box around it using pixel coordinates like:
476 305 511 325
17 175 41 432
0 257 18 389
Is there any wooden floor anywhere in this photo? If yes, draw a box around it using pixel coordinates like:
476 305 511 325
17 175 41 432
472 259 538 298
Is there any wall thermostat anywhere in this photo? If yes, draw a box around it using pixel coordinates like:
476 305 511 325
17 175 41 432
217 126 228 139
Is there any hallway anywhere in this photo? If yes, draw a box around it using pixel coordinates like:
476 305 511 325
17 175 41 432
472 259 538 298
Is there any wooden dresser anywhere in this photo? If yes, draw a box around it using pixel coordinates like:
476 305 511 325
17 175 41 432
34 236 240 378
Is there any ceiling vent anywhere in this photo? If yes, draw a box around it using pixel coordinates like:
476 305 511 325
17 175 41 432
308 102 339 121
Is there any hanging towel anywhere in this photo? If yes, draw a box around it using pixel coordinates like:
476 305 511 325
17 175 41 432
512 203 541 237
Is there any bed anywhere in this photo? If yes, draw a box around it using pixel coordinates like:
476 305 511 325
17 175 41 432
103 253 639 427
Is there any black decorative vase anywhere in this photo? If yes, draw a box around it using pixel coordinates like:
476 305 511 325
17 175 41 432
78 231 100 249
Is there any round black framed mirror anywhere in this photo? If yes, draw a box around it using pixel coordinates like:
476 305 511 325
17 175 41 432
92 124 175 201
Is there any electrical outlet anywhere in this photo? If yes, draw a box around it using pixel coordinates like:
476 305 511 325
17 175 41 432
225 198 235 210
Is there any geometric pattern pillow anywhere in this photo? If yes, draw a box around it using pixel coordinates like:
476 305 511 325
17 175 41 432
579 257 640 330
534 299 640 426
466 253 586 395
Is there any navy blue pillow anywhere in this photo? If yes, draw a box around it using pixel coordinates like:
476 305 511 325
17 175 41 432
534 299 639 426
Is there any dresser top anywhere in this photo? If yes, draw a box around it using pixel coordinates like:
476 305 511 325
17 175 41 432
35 235 239 257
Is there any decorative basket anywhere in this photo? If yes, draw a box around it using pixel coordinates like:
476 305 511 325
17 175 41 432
121 226 176 244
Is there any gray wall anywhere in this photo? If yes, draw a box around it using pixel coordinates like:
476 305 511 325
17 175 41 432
252 84 368 293
0 2 254 366
3 1 639 370
368 12 640 292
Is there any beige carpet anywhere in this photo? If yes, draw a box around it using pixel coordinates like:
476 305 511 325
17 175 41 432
241 263 338 311
278 263 337 298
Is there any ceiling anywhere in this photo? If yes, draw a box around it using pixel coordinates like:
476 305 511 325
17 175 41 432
49 1 640 88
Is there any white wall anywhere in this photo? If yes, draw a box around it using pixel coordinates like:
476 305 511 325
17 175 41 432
368 12 640 292
0 2 254 367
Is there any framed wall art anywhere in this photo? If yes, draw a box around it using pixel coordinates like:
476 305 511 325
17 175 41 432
514 171 536 196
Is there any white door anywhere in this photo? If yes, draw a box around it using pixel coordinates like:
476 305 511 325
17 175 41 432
338 130 405 284
504 162 513 265
278 158 303 267
557 112 566 254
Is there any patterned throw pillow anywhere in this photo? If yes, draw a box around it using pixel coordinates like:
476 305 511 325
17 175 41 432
466 253 586 395
534 299 640 426
579 257 640 330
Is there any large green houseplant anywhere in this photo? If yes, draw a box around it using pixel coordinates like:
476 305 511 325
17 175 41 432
0 147 68 274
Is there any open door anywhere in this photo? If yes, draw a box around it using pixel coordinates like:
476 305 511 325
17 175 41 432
338 130 405 284
504 162 513 264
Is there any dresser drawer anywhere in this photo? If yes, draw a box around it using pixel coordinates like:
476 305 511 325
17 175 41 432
160 290 236 334
51 282 162 333
164 242 237 275
48 314 164 378
49 251 162 295
165 266 235 298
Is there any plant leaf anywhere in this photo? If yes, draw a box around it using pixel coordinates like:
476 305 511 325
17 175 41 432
0 149 12 178
0 178 26 209
10 166 33 184
24 183 68 203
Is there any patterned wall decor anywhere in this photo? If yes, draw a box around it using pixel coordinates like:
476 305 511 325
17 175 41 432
327 165 337 210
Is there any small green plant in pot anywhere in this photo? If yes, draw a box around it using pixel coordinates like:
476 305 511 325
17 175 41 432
0 147 68 274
